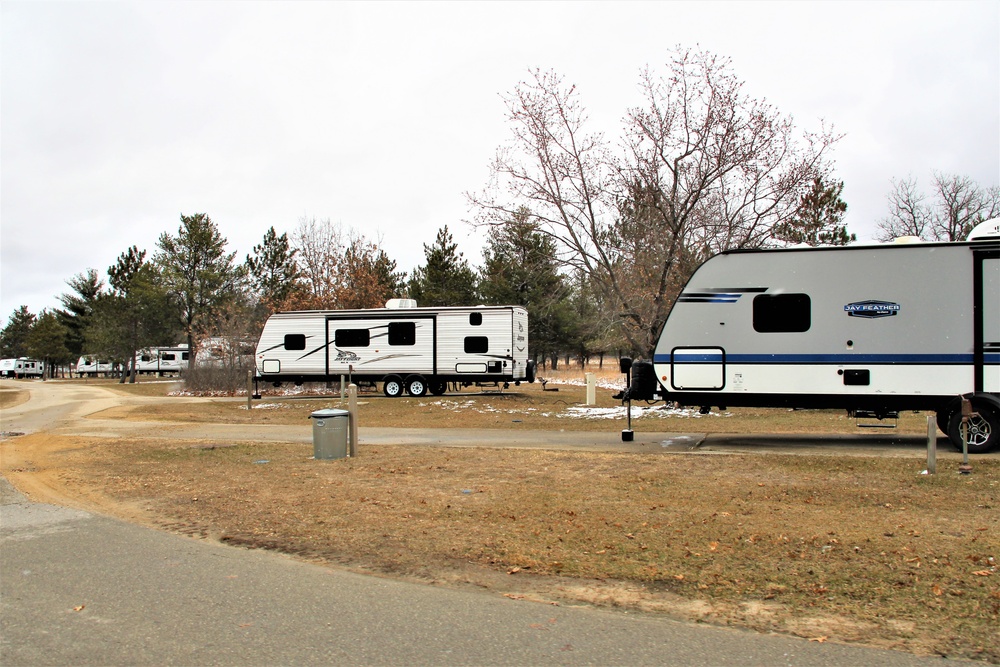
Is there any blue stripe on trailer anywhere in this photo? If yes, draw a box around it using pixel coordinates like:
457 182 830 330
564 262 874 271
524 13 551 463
654 353 996 365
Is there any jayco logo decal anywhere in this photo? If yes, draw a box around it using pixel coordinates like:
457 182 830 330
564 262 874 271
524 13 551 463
844 300 900 319
335 349 361 362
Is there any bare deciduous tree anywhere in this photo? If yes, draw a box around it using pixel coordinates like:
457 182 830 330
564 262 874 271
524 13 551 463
876 173 1000 242
284 217 405 311
289 216 344 308
470 47 839 354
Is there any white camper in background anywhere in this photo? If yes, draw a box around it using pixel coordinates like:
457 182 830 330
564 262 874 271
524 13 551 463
255 301 534 396
636 219 1000 453
0 357 45 379
76 356 118 377
134 346 189 375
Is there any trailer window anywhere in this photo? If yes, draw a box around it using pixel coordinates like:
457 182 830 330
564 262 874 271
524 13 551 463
335 329 370 347
284 334 306 350
388 322 416 346
464 336 489 354
753 294 811 333
182 352 190 360
161 353 176 361
470 312 483 326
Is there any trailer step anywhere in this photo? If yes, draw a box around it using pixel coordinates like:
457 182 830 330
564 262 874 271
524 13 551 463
853 410 899 429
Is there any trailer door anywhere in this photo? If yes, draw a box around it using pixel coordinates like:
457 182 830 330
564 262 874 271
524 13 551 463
976 250 1000 393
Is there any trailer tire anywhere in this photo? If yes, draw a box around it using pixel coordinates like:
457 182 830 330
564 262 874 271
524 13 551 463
406 375 427 397
383 375 404 398
947 400 999 454
429 380 447 396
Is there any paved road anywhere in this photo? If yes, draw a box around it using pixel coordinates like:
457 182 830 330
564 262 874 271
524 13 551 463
0 380 981 665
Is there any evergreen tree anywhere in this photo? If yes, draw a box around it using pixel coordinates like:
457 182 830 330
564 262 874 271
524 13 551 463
91 246 178 382
774 177 854 246
26 310 71 377
56 269 104 359
407 226 478 306
0 306 36 358
244 226 300 309
155 213 240 365
478 210 576 366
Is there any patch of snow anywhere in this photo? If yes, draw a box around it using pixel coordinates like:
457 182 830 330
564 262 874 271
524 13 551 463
548 405 731 420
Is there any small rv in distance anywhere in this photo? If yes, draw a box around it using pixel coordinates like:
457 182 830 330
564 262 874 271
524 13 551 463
640 219 1000 453
0 357 45 379
254 300 534 396
134 346 189 375
76 356 118 377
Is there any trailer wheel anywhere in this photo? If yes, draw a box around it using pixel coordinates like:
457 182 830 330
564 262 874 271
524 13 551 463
947 401 999 454
429 380 447 396
406 375 427 397
383 375 404 398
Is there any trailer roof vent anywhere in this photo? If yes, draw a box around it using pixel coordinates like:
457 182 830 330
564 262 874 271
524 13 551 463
967 217 1000 241
891 235 922 244
385 298 418 309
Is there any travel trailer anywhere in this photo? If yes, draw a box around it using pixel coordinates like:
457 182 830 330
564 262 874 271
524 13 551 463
76 356 118 377
254 300 533 396
0 357 45 379
134 346 189 375
637 219 1000 453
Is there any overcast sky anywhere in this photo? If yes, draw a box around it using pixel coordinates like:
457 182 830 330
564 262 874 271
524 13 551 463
2 1 998 325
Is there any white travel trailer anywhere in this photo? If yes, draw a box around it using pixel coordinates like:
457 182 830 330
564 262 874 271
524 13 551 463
0 357 45 379
640 220 1000 452
255 301 533 396
134 346 190 375
76 356 118 377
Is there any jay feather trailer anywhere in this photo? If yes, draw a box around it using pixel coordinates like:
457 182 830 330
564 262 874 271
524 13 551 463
254 301 534 397
638 219 1000 452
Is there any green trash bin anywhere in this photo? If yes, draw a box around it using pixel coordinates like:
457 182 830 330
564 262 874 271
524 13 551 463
309 408 349 459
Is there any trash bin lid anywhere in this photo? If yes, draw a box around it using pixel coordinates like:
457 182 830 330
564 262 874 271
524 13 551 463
310 408 350 419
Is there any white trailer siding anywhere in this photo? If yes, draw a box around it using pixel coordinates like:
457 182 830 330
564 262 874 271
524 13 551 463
654 242 993 407
437 310 515 377
76 356 116 377
135 347 189 375
983 256 1000 394
255 305 531 390
649 236 1000 451
0 358 44 378
328 314 435 376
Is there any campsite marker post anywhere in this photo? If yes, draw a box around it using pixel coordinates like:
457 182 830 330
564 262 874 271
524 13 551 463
620 357 633 442
925 415 936 474
959 397 973 475
348 383 358 457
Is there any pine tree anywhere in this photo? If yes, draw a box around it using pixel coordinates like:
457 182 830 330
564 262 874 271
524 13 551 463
26 310 70 377
479 210 576 366
774 177 854 246
155 213 239 364
407 226 478 306
245 226 300 309
56 269 104 359
0 306 36 358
